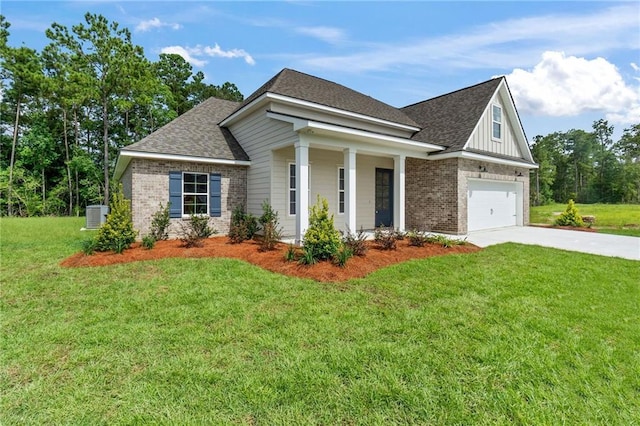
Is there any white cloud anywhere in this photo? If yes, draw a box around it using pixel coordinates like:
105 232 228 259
298 4 639 73
295 26 346 44
160 46 207 67
202 44 255 65
505 51 640 126
135 17 181 32
160 44 255 67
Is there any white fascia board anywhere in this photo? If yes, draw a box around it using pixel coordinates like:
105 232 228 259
114 150 250 181
221 92 421 133
266 93 421 132
266 111 444 153
428 150 539 169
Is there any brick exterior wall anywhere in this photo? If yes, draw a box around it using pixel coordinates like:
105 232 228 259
406 157 460 233
406 157 530 234
122 159 247 239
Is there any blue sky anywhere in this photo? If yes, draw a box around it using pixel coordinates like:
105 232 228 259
3 1 639 141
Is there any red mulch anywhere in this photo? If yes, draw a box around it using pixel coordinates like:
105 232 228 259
530 224 598 232
60 237 481 282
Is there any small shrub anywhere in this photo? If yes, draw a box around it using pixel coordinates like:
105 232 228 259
94 184 138 253
302 196 341 261
284 244 298 262
374 226 397 250
149 202 171 241
179 215 216 248
141 235 156 250
425 233 465 248
342 226 368 257
333 245 353 268
407 229 428 247
298 247 318 265
259 200 282 251
394 230 406 240
555 199 584 227
229 205 260 244
81 238 97 255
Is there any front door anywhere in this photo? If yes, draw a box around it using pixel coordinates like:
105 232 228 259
375 168 393 227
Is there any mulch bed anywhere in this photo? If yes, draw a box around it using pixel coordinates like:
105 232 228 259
530 224 598 232
61 237 481 282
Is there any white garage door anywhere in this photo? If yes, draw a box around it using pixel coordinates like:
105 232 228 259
468 180 520 232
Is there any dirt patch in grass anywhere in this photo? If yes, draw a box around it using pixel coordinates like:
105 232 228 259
61 237 481 282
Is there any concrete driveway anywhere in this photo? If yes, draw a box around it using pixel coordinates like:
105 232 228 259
466 226 640 261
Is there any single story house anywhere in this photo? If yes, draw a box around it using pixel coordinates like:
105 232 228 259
114 68 537 242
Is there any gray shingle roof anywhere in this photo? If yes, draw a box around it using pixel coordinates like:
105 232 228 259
124 97 249 161
234 68 420 128
402 77 503 153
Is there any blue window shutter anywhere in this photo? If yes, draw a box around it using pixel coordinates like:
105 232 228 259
210 173 221 217
169 171 182 218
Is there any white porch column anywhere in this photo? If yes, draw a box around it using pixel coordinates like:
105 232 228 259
295 139 310 245
394 154 406 231
343 148 357 233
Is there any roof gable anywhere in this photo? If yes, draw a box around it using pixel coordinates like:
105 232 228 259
229 68 419 128
124 97 249 161
402 77 502 153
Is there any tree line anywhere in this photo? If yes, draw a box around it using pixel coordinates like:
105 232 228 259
2 13 639 217
530 120 640 205
0 13 243 217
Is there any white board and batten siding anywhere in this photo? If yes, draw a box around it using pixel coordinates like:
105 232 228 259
228 108 298 217
467 93 522 158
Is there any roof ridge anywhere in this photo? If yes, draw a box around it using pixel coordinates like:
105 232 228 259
402 76 504 109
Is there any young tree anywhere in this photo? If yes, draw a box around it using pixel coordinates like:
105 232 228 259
46 13 153 205
2 45 43 216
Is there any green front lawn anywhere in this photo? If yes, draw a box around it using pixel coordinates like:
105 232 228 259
531 203 640 236
1 217 639 424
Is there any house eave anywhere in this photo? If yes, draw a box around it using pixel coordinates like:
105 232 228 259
428 150 539 169
266 111 444 154
114 150 251 181
221 92 421 133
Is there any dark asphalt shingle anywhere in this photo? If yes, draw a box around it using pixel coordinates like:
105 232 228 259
234 68 420 128
402 77 503 153
124 97 249 161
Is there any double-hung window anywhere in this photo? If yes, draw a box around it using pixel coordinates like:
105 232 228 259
169 171 221 218
492 104 502 141
183 172 208 215
338 167 345 214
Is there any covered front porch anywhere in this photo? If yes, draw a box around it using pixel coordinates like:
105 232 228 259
266 112 443 243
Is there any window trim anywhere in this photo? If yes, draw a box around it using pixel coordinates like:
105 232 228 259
182 171 210 217
492 104 503 142
338 167 345 215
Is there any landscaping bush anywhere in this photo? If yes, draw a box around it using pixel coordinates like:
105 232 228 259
259 200 282 251
141 234 156 250
228 204 260 244
298 247 318 265
94 184 137 253
302 196 342 262
333 245 353 268
80 238 97 255
179 215 216 248
425 233 466 248
407 229 429 247
149 202 171 241
342 226 368 256
374 226 397 250
555 199 585 227
284 244 298 262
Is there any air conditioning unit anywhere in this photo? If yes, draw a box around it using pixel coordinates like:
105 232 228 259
86 205 109 229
